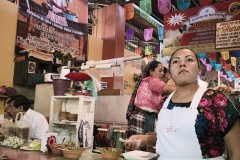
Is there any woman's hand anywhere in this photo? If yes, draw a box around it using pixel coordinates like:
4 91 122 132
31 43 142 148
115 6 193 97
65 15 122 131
122 135 143 150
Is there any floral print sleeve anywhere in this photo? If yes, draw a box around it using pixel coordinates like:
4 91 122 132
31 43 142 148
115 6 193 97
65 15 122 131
195 89 239 158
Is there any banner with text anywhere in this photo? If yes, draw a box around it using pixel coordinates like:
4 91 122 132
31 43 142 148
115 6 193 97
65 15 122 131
15 0 88 60
216 20 240 49
163 0 240 56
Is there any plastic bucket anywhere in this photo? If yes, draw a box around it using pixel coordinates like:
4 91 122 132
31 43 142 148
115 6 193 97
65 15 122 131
53 79 71 96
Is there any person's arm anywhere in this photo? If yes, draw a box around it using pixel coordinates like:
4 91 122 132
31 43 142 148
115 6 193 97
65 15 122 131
50 0 63 10
149 78 175 95
163 84 176 95
224 120 240 160
123 134 157 150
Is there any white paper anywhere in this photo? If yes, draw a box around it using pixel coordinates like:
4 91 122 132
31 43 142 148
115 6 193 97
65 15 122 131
112 64 124 77
100 69 113 77
40 133 58 152
60 66 70 79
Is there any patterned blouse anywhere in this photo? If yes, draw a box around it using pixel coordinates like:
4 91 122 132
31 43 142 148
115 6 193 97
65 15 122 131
167 89 239 158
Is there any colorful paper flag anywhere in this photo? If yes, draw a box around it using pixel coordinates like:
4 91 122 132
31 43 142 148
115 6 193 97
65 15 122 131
220 58 226 67
144 28 153 41
145 45 153 55
126 28 134 40
234 50 240 57
177 0 190 10
225 64 232 71
158 0 171 14
140 0 152 18
209 52 216 60
215 64 222 71
206 64 212 71
198 53 206 60
231 57 237 67
210 60 216 67
124 3 134 20
158 26 164 41
221 51 229 60
200 58 207 66
234 71 240 78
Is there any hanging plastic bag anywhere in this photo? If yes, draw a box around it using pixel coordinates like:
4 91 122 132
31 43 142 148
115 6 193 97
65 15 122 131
14 112 31 140
78 114 93 148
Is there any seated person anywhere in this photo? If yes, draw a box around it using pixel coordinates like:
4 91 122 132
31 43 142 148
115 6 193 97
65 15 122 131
0 96 13 121
6 95 49 139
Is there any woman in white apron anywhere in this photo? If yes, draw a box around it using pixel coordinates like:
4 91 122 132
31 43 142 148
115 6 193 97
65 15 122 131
124 48 240 160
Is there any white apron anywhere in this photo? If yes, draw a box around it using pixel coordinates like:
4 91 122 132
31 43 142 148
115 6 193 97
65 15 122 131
156 87 225 160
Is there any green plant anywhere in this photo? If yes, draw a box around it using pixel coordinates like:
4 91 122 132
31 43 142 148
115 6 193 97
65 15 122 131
53 50 64 60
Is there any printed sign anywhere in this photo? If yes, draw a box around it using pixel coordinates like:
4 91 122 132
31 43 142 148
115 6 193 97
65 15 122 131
163 0 240 55
216 20 240 49
15 0 88 60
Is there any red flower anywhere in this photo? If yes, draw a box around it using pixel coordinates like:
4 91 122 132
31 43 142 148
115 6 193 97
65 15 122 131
209 148 220 157
203 107 216 124
217 108 228 131
199 98 212 107
212 93 228 107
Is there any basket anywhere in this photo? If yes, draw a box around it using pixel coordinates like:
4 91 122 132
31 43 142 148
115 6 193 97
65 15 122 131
99 147 122 160
67 113 78 121
58 112 69 121
49 144 68 156
62 147 85 159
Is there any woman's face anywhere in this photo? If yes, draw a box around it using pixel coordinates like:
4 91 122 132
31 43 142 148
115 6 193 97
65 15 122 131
170 49 200 86
6 102 23 120
150 63 164 79
4 102 12 120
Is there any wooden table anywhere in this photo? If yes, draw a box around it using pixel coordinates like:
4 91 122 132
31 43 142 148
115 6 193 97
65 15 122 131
0 147 58 160
0 147 124 160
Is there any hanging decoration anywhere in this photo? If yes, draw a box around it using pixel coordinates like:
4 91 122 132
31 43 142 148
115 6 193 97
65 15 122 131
220 58 226 67
215 64 222 71
126 28 135 40
158 0 171 14
237 58 240 75
144 28 153 41
221 51 229 60
124 3 134 20
158 26 164 41
199 0 213 6
145 45 153 56
176 0 190 10
231 57 237 69
225 64 232 72
200 58 207 66
209 52 216 60
234 50 240 57
140 0 152 18
210 60 216 67
198 53 206 60
153 44 160 54
234 71 240 78
206 64 212 71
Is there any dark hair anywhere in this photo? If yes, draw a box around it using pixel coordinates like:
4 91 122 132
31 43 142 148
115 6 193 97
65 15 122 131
163 67 169 74
168 48 200 69
4 96 13 106
145 60 162 77
8 95 30 111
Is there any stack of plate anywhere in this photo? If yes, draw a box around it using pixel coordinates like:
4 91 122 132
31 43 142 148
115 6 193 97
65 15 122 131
122 150 158 160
